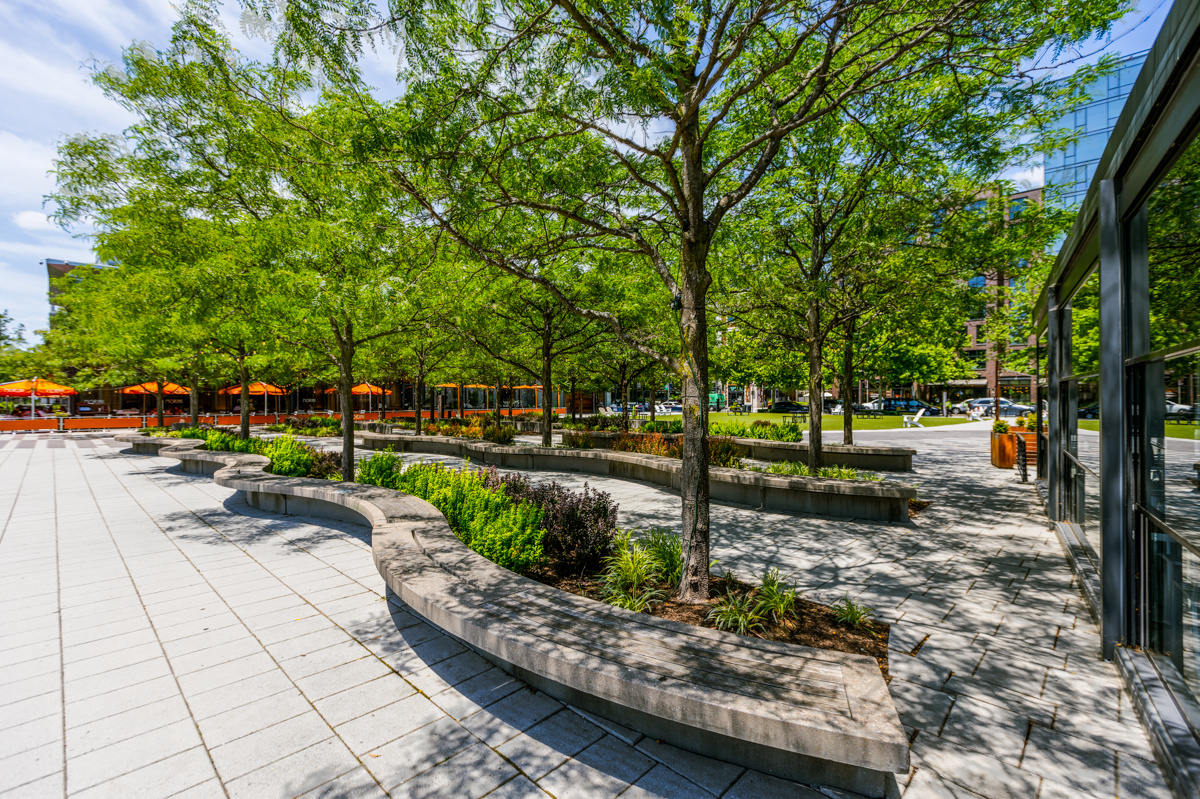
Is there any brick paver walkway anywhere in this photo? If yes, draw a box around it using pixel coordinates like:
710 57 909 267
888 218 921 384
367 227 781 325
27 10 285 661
0 429 1172 798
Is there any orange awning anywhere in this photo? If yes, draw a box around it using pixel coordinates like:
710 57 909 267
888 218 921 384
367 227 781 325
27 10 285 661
120 382 191 395
0 378 77 397
218 382 285 396
323 383 391 396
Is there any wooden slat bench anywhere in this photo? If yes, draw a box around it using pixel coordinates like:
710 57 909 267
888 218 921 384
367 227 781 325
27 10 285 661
115 433 909 797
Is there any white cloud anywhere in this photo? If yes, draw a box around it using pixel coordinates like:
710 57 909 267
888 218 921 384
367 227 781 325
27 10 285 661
13 211 57 232
1011 166 1045 190
0 131 59 210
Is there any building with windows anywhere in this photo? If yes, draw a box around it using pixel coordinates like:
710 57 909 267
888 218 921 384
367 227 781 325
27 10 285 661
1035 3 1200 795
930 187 1044 411
1044 50 1149 211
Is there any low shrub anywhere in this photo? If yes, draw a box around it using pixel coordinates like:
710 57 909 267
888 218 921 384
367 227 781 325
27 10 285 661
561 429 594 448
756 568 798 623
831 592 875 630
707 420 803 442
202 429 270 455
757 423 804 442
638 420 683 434
306 449 343 480
263 435 313 477
640 528 682 588
356 455 545 574
611 432 680 458
562 416 624 431
707 591 766 635
481 424 517 445
764 461 881 481
708 420 748 438
708 436 743 468
482 468 618 573
601 531 665 612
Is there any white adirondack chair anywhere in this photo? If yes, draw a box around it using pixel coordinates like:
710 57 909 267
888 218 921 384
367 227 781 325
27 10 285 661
903 408 926 428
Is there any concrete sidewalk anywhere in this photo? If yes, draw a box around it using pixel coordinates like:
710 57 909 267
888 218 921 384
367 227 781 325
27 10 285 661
0 432 1172 798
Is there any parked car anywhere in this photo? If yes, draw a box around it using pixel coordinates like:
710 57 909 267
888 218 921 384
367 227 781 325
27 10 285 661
875 398 942 416
1166 400 1193 414
655 402 682 415
762 400 807 414
76 402 111 416
1078 403 1100 419
951 397 1032 417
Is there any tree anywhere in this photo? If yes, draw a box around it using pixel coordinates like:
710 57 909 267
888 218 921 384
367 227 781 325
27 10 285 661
0 311 28 385
244 0 1123 601
454 274 606 445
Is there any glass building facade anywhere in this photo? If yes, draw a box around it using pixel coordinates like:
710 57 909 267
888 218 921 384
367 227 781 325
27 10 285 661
1044 51 1148 211
1037 5 1200 795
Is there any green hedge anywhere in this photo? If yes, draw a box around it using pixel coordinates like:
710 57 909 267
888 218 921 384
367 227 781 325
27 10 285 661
356 453 545 574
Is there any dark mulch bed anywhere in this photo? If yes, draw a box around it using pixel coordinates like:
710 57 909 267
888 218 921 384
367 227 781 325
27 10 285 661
532 571 890 678
909 497 933 516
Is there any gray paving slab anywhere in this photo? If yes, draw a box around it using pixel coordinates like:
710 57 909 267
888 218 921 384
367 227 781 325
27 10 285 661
0 431 1172 798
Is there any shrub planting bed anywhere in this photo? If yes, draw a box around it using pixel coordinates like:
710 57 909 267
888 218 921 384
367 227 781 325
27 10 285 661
151 428 342 479
360 432 917 521
358 452 886 670
264 415 344 437
356 453 617 575
536 531 889 675
583 428 914 472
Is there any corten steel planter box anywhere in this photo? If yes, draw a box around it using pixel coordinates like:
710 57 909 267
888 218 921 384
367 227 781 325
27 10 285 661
991 432 1017 469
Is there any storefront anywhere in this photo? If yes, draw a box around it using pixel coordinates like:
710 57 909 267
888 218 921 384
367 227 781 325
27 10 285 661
1036 5 1200 794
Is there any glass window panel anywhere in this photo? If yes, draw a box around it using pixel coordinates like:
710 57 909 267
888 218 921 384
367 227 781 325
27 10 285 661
1147 134 1200 355
1077 132 1108 163
1067 377 1101 557
1070 271 1100 376
1160 352 1199 544
1109 98 1124 125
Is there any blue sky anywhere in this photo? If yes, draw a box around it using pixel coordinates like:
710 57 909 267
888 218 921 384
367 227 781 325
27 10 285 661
0 0 1173 344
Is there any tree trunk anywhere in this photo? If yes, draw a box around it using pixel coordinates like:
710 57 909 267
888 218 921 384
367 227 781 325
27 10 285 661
621 378 630 432
569 375 577 423
155 377 165 430
842 320 855 447
189 385 199 428
649 381 657 424
457 383 464 419
237 357 250 439
415 376 424 435
338 365 354 482
677 269 711 604
541 323 553 447
806 301 824 469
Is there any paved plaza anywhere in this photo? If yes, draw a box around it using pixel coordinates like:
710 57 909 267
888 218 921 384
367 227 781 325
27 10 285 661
0 427 1175 798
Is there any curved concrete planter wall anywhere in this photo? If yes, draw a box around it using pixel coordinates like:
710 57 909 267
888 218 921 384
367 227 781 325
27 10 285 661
114 433 908 797
574 431 915 472
361 433 917 523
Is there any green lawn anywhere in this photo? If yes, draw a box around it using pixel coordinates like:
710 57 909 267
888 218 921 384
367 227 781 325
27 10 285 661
1077 419 1198 440
654 412 976 430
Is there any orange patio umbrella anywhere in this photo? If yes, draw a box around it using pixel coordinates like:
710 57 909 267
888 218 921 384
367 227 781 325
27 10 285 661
323 383 391 395
218 382 285 395
324 382 390 413
0 378 77 397
120 381 191 395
